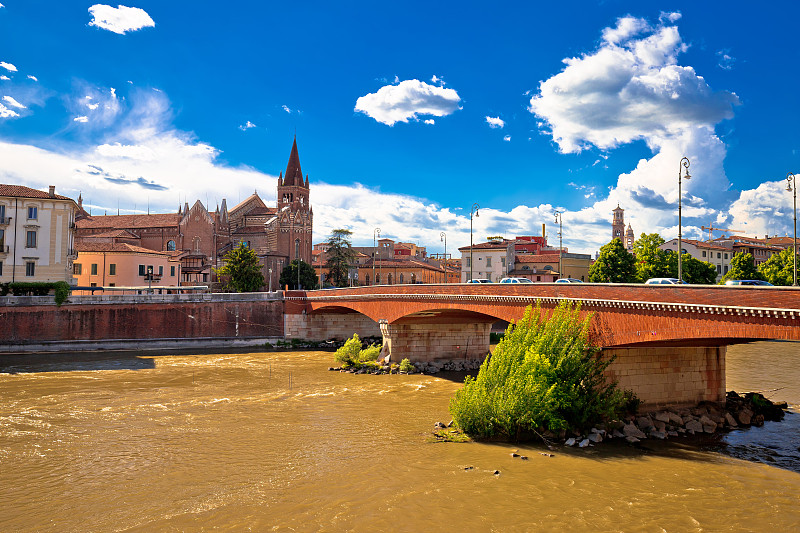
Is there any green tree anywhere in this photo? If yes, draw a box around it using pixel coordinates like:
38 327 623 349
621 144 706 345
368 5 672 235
670 254 718 284
758 247 795 285
589 238 636 283
280 259 318 290
719 252 763 284
632 233 670 282
214 242 265 292
324 229 356 287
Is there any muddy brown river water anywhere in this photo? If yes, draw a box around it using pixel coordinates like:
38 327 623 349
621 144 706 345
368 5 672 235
1 341 799 531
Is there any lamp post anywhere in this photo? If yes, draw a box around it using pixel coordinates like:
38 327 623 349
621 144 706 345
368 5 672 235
372 227 380 285
554 211 563 280
677 157 691 282
787 172 798 286
440 231 447 283
469 203 480 281
268 267 273 292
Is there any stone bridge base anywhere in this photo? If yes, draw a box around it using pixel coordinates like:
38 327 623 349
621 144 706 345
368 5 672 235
380 321 492 364
285 311 382 341
603 346 726 408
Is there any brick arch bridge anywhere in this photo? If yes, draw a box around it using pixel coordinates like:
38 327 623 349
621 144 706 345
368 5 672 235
285 284 800 407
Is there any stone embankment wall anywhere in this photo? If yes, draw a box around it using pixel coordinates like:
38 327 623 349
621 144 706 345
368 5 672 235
285 310 381 341
603 346 726 407
0 293 284 352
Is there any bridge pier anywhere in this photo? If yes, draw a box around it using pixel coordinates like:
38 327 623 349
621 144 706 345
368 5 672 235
380 320 492 363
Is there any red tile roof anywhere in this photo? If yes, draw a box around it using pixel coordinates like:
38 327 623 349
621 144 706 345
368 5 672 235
82 229 140 239
0 184 75 202
76 213 181 229
516 254 561 263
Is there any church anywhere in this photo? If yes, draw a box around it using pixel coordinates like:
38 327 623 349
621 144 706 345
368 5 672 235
74 138 313 290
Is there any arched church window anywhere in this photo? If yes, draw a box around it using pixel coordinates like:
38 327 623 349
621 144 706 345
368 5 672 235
387 273 393 285
399 273 404 284
166 240 176 251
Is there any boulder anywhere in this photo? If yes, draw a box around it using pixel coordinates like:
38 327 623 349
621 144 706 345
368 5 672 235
668 412 684 426
636 416 654 430
654 420 667 432
738 409 753 425
724 413 738 427
588 433 602 443
623 423 646 439
698 414 715 427
578 439 590 448
625 436 641 443
654 411 671 423
685 419 703 433
565 438 576 447
753 414 765 427
702 422 717 433
612 429 625 439
650 430 667 439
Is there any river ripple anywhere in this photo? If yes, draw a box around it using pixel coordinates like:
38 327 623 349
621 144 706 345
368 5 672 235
0 342 799 532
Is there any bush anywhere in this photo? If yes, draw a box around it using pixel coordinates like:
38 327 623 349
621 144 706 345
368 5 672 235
1 281 72 304
333 334 383 368
449 302 631 439
399 358 414 373
54 281 70 306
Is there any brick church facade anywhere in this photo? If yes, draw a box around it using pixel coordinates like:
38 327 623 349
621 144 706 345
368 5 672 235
74 138 313 290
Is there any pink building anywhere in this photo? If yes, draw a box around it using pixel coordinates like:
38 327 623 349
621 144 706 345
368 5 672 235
73 242 182 294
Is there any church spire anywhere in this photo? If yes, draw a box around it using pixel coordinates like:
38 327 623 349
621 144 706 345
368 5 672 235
284 136 303 187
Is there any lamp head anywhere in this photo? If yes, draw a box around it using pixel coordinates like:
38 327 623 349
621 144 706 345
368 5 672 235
788 182 794 192
475 209 479 217
683 170 691 180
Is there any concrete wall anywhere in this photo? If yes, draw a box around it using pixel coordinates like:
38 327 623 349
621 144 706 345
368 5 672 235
285 311 381 341
603 346 726 408
0 292 284 352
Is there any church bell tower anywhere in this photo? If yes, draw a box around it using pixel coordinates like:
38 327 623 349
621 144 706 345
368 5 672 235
276 137 313 264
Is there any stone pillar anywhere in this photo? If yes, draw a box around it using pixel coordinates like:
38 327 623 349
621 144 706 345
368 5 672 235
602 345 727 408
285 311 381 341
381 321 492 363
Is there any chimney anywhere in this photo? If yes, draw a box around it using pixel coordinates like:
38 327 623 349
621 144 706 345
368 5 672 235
48 185 55 197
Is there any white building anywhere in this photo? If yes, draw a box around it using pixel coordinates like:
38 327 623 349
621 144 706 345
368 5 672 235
660 238 731 281
458 240 514 282
0 184 78 284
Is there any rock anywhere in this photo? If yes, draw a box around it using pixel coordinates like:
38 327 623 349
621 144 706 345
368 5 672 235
510 452 520 458
682 415 695 425
493 470 500 476
668 412 684 426
698 414 715 426
738 409 753 425
565 438 576 447
520 456 528 460
612 429 625 439
623 423 646 439
650 430 667 439
668 430 679 437
434 421 447 429
654 420 667 432
464 466 474 470
685 419 703 433
328 367 335 371
625 436 640 443
702 422 717 433
654 411 671 423
588 433 602 443
725 412 738 427
578 439 590 448
753 414 765 427
636 416 654 430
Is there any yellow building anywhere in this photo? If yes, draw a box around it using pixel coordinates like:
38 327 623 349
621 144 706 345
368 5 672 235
0 184 78 284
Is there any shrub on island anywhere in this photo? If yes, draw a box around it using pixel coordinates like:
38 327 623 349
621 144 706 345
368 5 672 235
449 302 634 440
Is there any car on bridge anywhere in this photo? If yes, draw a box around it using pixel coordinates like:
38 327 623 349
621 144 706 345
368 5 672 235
555 278 584 283
724 279 774 286
645 278 686 285
466 278 493 284
499 277 534 284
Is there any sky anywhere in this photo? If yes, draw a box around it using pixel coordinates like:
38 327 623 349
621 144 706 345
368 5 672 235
1 1 799 256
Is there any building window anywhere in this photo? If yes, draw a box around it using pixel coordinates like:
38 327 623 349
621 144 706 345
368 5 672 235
27 206 37 220
109 264 116 275
486 257 492 267
158 266 163 276
702 251 706 257
109 283 115 287
170 266 176 277
501 257 506 267
202 273 208 282
724 265 729 274
166 240 176 251
465 258 471 267
717 265 722 274
0 228 4 246
138 264 146 276
0 205 4 220
717 252 721 259
724 253 728 259
0 261 3 276
25 230 36 248
91 264 98 275
25 262 35 276
73 263 82 275
90 282 97 287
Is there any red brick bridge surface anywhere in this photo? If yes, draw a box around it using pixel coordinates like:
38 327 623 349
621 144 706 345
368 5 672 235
289 283 800 347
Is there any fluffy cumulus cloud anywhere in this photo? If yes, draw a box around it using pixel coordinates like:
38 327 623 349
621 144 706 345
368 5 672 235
2 95 25 109
355 79 461 126
239 120 256 131
0 61 17 72
88 4 155 35
0 102 19 118
485 116 504 129
522 14 754 251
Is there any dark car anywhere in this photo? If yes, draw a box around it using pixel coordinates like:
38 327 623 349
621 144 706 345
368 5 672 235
725 280 773 286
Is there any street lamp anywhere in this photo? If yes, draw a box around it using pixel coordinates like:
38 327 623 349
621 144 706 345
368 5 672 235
554 211 563 280
372 227 381 285
440 231 447 283
470 203 480 281
787 172 798 286
677 157 691 283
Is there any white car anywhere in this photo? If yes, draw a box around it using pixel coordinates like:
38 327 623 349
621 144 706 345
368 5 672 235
499 277 534 284
466 278 493 284
645 278 686 285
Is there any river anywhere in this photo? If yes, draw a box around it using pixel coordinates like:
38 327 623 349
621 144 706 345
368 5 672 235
0 341 799 531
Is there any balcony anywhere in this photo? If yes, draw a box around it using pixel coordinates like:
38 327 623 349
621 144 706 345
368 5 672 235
0 216 10 225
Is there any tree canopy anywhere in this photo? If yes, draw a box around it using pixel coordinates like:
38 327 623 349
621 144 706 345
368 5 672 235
280 259 318 290
214 242 264 292
720 252 763 284
324 229 356 287
667 252 718 284
758 247 796 285
589 238 636 283
632 233 670 282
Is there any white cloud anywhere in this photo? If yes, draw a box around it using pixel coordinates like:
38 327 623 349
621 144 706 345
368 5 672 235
355 79 461 126
2 95 25 109
282 105 292 113
73 116 89 123
424 119 435 125
238 120 257 131
88 4 155 35
0 61 17 72
503 135 511 142
430 75 445 85
0 103 19 118
602 16 650 44
0 76 9 81
717 50 736 70
485 116 504 129
659 11 682 24
67 85 121 127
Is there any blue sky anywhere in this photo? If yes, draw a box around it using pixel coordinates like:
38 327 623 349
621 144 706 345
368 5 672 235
1 1 798 255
